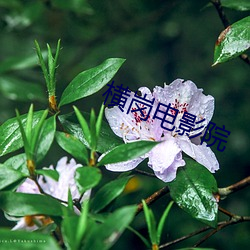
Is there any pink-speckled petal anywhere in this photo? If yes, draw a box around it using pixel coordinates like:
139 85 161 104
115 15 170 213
178 137 219 173
153 79 214 127
148 139 185 182
105 105 140 141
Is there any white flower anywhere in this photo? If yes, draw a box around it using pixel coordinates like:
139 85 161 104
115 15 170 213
103 79 219 182
12 157 90 231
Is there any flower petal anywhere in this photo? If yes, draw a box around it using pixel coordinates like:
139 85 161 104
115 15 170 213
178 137 219 173
105 156 146 172
148 139 185 182
153 79 214 130
16 178 40 194
43 157 82 201
12 218 38 231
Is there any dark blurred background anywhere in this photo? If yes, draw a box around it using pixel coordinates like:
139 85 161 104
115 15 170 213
0 0 249 249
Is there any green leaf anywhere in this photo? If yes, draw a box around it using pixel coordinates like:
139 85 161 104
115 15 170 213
62 215 80 250
168 159 218 227
75 167 102 194
97 141 159 166
59 112 123 153
96 104 105 140
0 164 27 190
59 58 125 106
36 116 56 162
73 106 91 147
35 40 50 91
83 205 136 250
0 111 44 157
221 0 250 11
67 188 74 212
0 76 46 102
30 109 48 158
127 226 151 248
157 201 174 244
4 153 28 175
89 108 97 150
0 192 65 216
91 176 132 213
213 16 250 65
76 201 89 248
56 131 89 165
36 169 59 181
62 201 89 250
0 228 60 250
142 200 157 244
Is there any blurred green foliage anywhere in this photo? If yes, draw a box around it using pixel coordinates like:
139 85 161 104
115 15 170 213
0 0 249 249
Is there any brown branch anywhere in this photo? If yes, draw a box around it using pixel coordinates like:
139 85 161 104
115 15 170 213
218 206 235 218
159 216 250 249
159 224 212 249
218 176 250 198
193 216 250 247
136 186 169 215
134 169 156 178
211 0 250 66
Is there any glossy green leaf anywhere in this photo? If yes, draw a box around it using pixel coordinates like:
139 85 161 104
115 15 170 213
4 153 28 175
213 16 250 65
75 167 102 194
52 0 93 14
56 131 89 164
97 141 159 166
168 159 218 227
0 111 44 157
0 77 46 102
59 113 123 153
91 176 132 213
59 58 125 106
0 164 27 190
0 228 60 250
0 192 65 216
36 116 56 162
221 0 250 11
83 205 137 250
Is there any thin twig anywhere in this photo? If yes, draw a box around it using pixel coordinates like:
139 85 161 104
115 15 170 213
218 206 235 218
159 216 250 249
211 0 250 66
136 186 169 215
218 176 250 198
134 169 156 178
159 224 212 249
193 216 250 247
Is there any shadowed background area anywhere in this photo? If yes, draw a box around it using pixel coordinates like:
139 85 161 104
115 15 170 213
0 0 249 249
